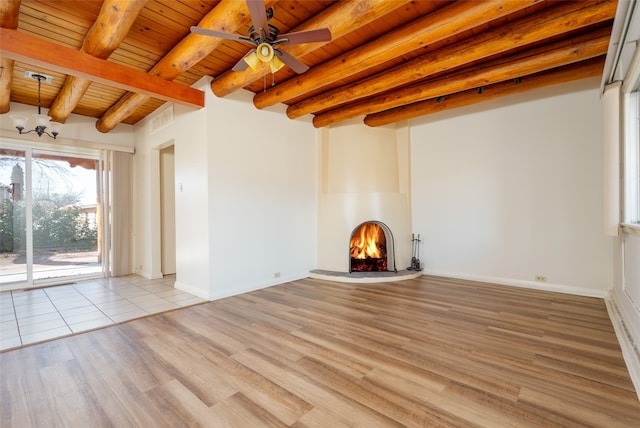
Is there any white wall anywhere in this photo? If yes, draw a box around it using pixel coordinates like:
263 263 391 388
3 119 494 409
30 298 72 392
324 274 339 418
134 78 317 300
411 78 614 297
620 232 640 318
134 83 211 297
205 88 317 300
613 231 640 389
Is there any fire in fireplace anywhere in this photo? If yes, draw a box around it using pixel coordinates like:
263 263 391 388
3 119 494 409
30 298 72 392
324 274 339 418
350 221 392 272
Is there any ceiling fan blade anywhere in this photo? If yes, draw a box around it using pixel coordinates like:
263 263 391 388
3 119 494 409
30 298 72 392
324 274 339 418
275 49 309 74
246 0 269 38
232 50 256 71
190 26 254 44
276 28 332 45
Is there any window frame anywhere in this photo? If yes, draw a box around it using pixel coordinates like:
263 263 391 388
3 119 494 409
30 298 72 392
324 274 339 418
623 89 640 227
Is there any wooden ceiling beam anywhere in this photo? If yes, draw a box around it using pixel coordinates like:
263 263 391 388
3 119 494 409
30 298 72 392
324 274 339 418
0 0 22 114
312 29 611 128
252 0 542 111
287 0 616 121
364 58 605 127
0 0 20 28
95 0 280 133
48 0 149 123
209 0 415 98
0 28 204 110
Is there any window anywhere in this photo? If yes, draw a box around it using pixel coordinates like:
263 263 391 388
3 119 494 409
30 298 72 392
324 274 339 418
624 87 640 225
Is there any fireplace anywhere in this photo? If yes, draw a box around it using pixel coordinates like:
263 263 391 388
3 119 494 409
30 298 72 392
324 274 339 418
314 122 413 276
349 221 396 273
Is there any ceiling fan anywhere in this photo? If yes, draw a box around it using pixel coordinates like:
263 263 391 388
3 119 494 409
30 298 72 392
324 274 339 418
191 0 331 74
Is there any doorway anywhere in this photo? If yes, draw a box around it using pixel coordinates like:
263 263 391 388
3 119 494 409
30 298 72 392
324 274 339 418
160 145 176 275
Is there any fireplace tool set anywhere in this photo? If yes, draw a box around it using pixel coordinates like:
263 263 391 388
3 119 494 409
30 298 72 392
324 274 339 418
408 233 423 271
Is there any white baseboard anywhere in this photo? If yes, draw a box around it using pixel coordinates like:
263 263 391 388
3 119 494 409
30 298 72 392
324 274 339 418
605 291 640 400
207 273 309 301
149 270 164 280
134 268 163 280
174 281 210 300
423 269 608 298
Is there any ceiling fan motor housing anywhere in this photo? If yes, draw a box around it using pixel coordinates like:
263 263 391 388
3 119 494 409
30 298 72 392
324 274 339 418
248 23 280 42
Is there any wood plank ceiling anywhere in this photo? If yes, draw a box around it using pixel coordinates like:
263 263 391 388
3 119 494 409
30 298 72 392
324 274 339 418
0 0 617 133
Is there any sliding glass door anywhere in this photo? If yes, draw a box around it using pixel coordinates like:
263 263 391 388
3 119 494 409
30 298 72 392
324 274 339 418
31 152 101 282
1 146 103 290
0 149 27 285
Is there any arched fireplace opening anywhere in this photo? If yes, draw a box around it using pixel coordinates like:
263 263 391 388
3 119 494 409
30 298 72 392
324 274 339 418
349 221 397 273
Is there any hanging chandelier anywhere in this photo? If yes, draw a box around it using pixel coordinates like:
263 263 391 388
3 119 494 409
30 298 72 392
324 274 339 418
10 71 63 139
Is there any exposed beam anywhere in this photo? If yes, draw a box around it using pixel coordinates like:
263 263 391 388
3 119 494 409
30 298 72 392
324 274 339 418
287 0 616 120
210 0 415 98
0 59 14 114
0 0 20 28
312 29 610 128
252 0 542 110
0 28 204 109
0 0 21 114
364 58 605 127
48 0 149 123
96 0 280 133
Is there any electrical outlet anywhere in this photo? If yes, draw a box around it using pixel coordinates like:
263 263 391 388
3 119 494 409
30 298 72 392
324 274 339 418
274 272 281 278
535 275 547 282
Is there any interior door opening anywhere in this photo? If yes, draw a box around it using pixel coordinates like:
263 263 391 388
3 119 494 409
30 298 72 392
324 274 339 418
160 145 176 276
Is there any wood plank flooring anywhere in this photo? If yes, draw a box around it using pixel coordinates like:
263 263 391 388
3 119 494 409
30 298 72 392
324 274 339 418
1 275 639 427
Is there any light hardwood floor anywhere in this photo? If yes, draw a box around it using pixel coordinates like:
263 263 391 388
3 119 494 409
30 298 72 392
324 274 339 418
1 275 639 427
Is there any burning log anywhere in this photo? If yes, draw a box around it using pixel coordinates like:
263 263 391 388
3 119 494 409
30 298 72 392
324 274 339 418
350 222 388 272
351 257 387 272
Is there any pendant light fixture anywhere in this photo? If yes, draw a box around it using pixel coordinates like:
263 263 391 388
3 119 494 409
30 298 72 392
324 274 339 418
10 71 63 139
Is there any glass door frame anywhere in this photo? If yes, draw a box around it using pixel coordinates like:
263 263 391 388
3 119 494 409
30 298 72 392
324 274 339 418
1 140 106 291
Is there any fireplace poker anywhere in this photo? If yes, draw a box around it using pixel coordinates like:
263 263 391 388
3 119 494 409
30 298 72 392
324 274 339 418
408 233 423 271
411 233 417 268
415 234 421 270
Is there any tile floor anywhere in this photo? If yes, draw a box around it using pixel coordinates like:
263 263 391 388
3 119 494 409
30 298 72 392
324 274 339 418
0 274 205 352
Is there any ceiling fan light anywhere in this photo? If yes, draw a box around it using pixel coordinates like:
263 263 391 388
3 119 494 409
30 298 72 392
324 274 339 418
270 56 285 73
10 115 28 131
255 43 274 63
244 52 261 71
34 113 51 128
